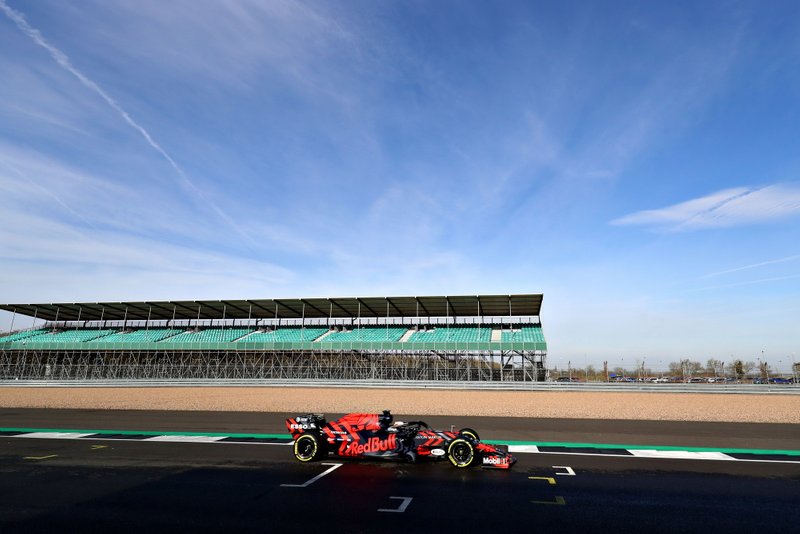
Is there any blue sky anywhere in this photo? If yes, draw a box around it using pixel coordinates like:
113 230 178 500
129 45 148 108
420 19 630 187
1 1 799 370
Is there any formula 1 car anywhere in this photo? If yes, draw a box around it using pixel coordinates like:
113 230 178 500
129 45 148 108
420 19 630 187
286 410 515 469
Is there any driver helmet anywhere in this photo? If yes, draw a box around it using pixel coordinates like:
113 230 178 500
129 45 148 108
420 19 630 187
379 409 393 429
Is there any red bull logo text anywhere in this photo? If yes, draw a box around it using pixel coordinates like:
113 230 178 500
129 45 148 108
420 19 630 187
341 435 397 456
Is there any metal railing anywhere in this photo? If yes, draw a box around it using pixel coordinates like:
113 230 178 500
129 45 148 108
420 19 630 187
2 378 798 394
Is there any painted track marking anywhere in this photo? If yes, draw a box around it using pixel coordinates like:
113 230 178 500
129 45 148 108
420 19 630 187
146 435 226 443
532 496 566 506
24 454 57 461
628 450 732 460
508 445 540 453
281 462 342 488
378 496 413 513
529 476 557 485
553 466 575 476
17 432 93 439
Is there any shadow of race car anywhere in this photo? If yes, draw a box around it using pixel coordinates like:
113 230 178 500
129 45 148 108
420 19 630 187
286 410 515 469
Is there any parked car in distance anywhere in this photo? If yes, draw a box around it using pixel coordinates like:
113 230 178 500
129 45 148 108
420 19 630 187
768 377 792 384
687 377 706 383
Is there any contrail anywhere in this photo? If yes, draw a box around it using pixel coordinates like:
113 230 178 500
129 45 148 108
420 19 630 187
0 1 255 245
705 254 800 278
696 273 800 291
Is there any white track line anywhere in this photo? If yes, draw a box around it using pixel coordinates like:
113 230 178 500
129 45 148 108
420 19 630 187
145 435 226 443
628 449 732 460
16 432 94 439
508 445 540 453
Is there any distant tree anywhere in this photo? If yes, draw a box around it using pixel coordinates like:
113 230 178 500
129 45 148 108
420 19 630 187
733 360 744 380
686 360 703 376
668 361 683 376
759 360 771 380
585 365 597 382
706 358 723 376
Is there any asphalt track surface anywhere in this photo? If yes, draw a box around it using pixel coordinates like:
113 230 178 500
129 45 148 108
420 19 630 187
1 409 799 533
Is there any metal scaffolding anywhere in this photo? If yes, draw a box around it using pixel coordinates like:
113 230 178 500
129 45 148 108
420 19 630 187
0 348 546 382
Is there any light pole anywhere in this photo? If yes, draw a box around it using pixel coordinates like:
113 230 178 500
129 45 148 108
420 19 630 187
792 352 797 384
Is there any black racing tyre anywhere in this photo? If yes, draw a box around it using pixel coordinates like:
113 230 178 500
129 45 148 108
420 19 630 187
293 434 323 462
459 428 480 441
447 438 476 468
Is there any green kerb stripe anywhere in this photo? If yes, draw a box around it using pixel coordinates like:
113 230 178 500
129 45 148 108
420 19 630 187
484 439 800 457
1 427 288 440
3 427 797 457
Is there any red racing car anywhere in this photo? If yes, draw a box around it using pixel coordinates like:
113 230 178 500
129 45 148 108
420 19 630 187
286 410 515 469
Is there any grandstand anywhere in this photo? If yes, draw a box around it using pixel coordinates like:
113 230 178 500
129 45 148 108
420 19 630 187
0 294 546 382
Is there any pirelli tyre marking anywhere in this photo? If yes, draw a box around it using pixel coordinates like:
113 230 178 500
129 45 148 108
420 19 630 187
294 434 320 462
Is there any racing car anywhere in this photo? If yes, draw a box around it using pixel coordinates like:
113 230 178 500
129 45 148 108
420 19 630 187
286 410 515 469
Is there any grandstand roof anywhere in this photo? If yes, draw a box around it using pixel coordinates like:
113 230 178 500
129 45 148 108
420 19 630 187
0 294 542 322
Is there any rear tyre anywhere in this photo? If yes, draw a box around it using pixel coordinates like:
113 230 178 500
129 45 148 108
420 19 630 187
459 428 480 441
447 438 476 468
293 434 323 462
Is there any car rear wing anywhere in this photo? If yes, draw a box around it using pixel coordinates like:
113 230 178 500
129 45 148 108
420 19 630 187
286 413 326 438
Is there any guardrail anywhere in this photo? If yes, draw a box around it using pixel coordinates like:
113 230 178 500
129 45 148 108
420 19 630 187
1 379 798 394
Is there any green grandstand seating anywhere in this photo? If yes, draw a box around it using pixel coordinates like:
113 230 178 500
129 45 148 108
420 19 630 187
89 329 183 343
406 327 491 343
500 326 545 343
323 327 408 343
0 329 48 343
10 329 116 344
1 325 542 347
158 328 254 344
238 327 328 343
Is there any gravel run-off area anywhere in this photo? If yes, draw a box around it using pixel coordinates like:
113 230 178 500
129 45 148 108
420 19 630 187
1 387 799 423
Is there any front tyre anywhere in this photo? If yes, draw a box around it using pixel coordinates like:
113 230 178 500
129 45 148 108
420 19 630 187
293 434 323 462
447 438 476 468
458 428 480 441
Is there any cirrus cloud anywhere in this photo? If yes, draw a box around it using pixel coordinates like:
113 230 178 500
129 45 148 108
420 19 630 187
612 183 800 231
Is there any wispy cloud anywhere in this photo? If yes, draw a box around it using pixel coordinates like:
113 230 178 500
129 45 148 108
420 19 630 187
611 183 800 231
0 0 253 245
